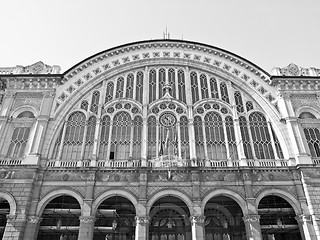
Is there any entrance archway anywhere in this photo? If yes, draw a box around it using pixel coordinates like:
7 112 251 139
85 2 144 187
258 195 302 240
204 196 245 240
94 196 136 240
0 198 10 239
149 196 191 240
37 195 81 240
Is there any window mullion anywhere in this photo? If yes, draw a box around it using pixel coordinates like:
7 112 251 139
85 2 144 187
129 118 134 160
57 121 67 161
202 119 209 161
80 119 88 161
222 119 231 160
267 121 279 160
106 120 113 161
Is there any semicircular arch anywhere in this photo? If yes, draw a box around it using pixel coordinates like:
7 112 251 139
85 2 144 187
255 189 301 215
147 189 193 216
36 189 84 216
0 191 17 215
201 189 248 215
92 189 139 216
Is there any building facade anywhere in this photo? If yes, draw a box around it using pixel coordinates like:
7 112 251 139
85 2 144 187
0 39 320 240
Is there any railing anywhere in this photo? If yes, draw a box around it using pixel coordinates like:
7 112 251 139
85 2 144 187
0 157 290 168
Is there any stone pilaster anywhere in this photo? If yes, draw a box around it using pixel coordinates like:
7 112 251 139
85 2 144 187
190 215 205 240
242 214 262 240
135 216 150 240
78 216 95 240
23 216 41 240
295 214 316 240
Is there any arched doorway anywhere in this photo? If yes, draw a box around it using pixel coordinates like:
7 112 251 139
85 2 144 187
149 196 191 240
0 198 10 239
37 195 81 240
258 195 302 240
204 196 245 240
94 196 136 240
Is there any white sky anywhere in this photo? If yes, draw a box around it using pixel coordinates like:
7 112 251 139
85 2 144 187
1 0 319 73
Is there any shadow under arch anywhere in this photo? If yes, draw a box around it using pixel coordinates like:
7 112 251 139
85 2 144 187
0 191 17 215
255 188 302 215
201 189 248 215
36 189 84 216
147 189 193 215
92 189 139 216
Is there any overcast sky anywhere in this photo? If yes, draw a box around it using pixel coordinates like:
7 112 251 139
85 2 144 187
1 0 319 73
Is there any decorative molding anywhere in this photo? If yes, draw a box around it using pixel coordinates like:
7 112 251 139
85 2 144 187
79 216 96 223
27 216 42 224
242 214 260 223
272 63 320 77
189 215 206 226
135 216 150 226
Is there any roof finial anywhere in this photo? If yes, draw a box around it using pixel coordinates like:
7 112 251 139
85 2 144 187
163 25 170 39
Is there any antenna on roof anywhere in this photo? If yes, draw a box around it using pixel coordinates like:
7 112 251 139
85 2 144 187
163 25 170 39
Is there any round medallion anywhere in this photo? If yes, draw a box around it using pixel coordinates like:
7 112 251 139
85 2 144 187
159 112 177 128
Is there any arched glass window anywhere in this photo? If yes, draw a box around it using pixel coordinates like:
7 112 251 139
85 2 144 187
149 69 157 103
180 116 189 159
80 100 88 111
191 72 199 104
61 112 86 160
210 77 219 98
249 112 274 159
84 116 96 160
17 111 35 118
115 77 124 98
204 112 226 160
194 116 205 160
7 127 31 158
225 116 238 160
126 73 134 99
110 112 131 160
147 116 157 159
239 116 253 159
168 68 176 98
159 68 166 98
98 115 111 159
220 82 229 103
132 116 143 160
90 91 100 114
299 112 317 119
200 74 209 99
234 91 244 113
177 70 186 103
136 71 144 103
304 128 320 157
105 82 114 103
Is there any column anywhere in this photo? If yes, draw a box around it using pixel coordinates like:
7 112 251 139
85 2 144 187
135 216 149 240
190 215 205 240
295 214 316 240
78 216 95 240
23 216 41 240
242 215 262 240
3 214 26 240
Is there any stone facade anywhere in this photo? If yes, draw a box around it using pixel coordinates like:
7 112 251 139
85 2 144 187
0 40 320 240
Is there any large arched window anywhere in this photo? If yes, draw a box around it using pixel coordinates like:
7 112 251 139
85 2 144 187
177 70 186 103
132 116 143 160
249 112 275 159
220 82 229 103
159 68 166 98
190 72 199 104
149 69 157 103
180 116 190 159
136 71 144 103
204 112 227 160
147 116 157 159
126 73 134 99
115 77 124 98
105 81 114 103
110 112 131 160
210 77 219 99
7 127 31 158
83 116 96 160
200 74 209 99
194 116 205 160
168 68 176 98
90 91 100 114
7 110 35 158
98 115 111 160
61 112 86 160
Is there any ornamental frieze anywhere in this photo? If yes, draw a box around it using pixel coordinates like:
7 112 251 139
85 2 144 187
96 171 139 182
291 94 320 112
148 171 190 182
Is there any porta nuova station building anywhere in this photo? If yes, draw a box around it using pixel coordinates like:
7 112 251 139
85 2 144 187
0 39 320 240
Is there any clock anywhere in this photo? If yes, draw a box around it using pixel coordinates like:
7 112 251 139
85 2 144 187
159 112 177 128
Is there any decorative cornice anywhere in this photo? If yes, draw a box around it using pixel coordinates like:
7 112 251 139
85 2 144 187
272 63 320 77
